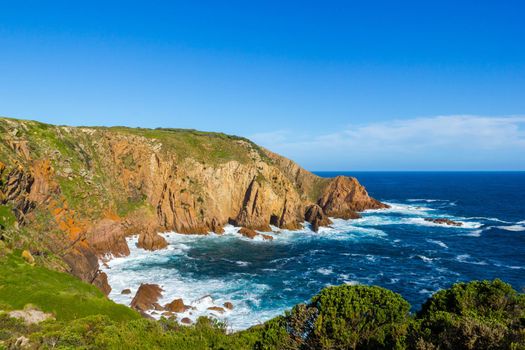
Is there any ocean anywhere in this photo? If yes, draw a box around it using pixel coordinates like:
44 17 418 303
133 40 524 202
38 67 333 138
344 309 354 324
102 172 525 330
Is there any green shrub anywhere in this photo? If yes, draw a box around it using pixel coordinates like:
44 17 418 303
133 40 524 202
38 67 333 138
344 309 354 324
412 279 525 350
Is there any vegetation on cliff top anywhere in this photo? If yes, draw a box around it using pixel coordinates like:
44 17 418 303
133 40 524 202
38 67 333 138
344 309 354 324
1 249 523 350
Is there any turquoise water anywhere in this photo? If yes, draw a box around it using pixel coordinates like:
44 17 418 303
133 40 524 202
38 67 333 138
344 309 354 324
103 172 525 330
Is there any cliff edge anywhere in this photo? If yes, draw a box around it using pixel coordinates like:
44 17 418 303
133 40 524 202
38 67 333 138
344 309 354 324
0 117 387 293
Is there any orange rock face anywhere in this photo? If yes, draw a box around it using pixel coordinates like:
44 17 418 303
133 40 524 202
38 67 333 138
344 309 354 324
238 227 258 239
164 298 189 313
130 284 163 312
317 176 388 219
0 118 386 295
304 204 332 232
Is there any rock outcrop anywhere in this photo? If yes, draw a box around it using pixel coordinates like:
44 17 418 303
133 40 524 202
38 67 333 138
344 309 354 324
164 298 190 313
317 176 388 219
0 117 386 294
130 284 163 312
86 218 130 257
304 204 332 232
136 232 168 251
424 218 463 226
238 227 258 239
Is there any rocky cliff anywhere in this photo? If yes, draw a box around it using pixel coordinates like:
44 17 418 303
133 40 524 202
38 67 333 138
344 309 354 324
0 117 387 293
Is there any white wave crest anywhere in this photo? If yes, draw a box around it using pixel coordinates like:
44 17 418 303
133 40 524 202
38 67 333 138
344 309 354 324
316 268 333 275
406 217 482 229
496 225 525 232
455 254 488 265
426 239 448 248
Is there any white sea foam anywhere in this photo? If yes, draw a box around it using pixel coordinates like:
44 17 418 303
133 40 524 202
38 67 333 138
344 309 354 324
460 229 482 237
407 199 449 203
466 216 511 223
496 225 525 232
101 234 283 331
413 255 437 263
455 254 488 265
316 268 333 275
426 239 448 248
343 280 360 286
406 217 482 229
367 202 435 215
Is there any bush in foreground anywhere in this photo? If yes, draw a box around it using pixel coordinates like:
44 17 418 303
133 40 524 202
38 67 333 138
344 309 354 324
412 279 525 350
1 256 523 350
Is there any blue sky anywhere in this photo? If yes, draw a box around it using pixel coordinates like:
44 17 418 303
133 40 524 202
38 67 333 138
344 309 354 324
1 1 524 170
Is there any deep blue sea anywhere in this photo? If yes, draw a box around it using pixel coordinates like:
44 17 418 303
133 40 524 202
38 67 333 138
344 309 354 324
103 172 525 330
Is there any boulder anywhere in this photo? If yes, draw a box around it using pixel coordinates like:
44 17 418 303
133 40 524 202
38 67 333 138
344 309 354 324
121 288 132 295
207 306 225 313
136 232 168 251
223 302 234 310
130 283 163 312
304 204 332 232
425 218 463 227
238 227 258 239
21 250 35 265
181 317 192 324
164 298 190 313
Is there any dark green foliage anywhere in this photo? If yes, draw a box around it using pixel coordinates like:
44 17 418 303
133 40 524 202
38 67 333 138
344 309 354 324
412 279 525 349
0 265 523 350
306 285 411 349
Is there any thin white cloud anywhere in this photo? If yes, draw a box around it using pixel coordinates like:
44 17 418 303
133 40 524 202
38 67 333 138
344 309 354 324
249 115 525 170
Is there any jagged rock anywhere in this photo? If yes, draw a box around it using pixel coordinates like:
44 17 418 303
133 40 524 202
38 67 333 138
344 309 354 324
164 298 190 313
121 288 132 295
425 218 463 226
238 227 258 239
130 283 163 312
137 232 168 251
92 272 111 295
86 218 130 257
210 217 224 234
62 245 100 285
318 176 388 219
207 306 225 313
305 204 332 232
261 233 273 241
233 178 272 231
223 302 234 310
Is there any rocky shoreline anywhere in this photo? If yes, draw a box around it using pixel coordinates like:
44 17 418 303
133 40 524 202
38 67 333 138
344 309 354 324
0 117 387 296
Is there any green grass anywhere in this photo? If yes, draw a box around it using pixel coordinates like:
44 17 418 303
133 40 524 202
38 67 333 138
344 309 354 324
0 205 16 230
0 253 140 322
108 126 270 165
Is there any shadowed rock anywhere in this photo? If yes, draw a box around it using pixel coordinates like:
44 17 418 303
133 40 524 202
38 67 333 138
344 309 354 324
165 298 190 313
130 283 163 312
305 204 332 232
425 218 463 226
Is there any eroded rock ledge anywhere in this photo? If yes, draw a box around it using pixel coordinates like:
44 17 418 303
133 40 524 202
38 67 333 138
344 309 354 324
0 118 387 294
